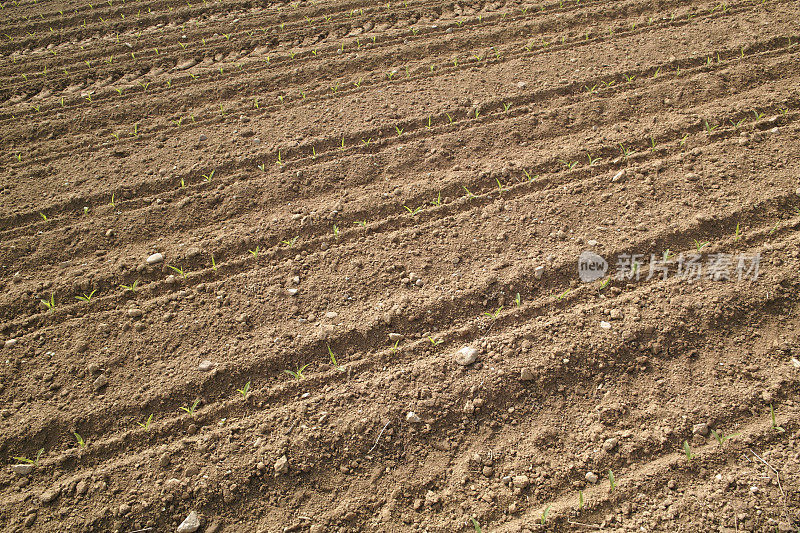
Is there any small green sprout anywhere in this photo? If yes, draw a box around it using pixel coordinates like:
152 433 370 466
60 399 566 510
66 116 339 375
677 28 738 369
390 339 400 354
180 399 200 415
355 220 367 228
167 265 187 279
752 109 765 120
41 293 56 311
463 185 475 199
541 504 551 525
704 120 718 133
403 205 423 216
249 245 260 258
281 236 299 248
75 289 97 302
734 222 742 242
608 469 616 491
557 289 571 300
587 153 601 165
683 440 696 460
578 490 584 511
237 381 250 399
12 448 44 467
428 336 444 346
431 192 442 206
327 343 343 370
694 240 710 252
137 414 153 429
332 224 340 239
202 169 215 182
559 159 578 170
395 125 404 136
503 102 511 112
120 280 139 292
470 518 482 532
285 363 310 380
679 133 689 147
74 433 86 448
39 212 47 220
514 292 521 306
770 404 785 432
711 429 739 446
599 278 610 290
484 306 502 319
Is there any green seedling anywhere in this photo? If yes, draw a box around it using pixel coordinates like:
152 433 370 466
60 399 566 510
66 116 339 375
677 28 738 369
734 222 742 242
484 306 502 320
711 428 739 446
587 153 601 165
258 163 266 172
471 518 482 533
180 399 200 415
730 118 745 128
683 440 696 460
167 265 187 279
74 433 86 448
495 177 505 192
389 339 401 354
623 73 636 83
431 192 442 206
679 133 689 147
559 159 578 170
446 113 454 124
285 363 310 380
557 289 571 300
137 414 153 429
663 249 675 261
694 240 709 252
608 469 616 491
428 336 444 346
75 289 97 302
202 169 215 182
12 448 44 467
619 143 632 158
120 280 139 292
541 504 551 525
41 293 55 311
281 236 299 247
770 404 784 432
752 110 765 120
237 381 250 399
249 246 260 258
514 293 521 306
394 125 404 137
578 490 584 511
180 178 186 188
327 343 343 370
649 137 657 151
585 84 598 94
474 108 480 119
463 186 475 199
403 205 423 216
503 102 511 112
704 120 718 133
39 211 48 221
523 170 538 182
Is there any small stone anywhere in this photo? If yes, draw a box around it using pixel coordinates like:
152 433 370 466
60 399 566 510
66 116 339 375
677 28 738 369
177 511 200 533
10 464 33 475
325 311 338 319
406 411 422 424
146 252 164 265
482 466 494 477
92 374 108 391
533 266 545 280
692 423 710 436
199 134 208 142
611 169 626 182
602 437 619 452
668 479 677 490
585 471 599 484
287 288 299 296
599 321 612 330
388 333 404 342
4 338 17 348
454 346 480 366
87 363 100 375
685 172 699 181
512 475 530 489
274 455 289 475
198 360 214 372
520 368 535 381
127 308 143 318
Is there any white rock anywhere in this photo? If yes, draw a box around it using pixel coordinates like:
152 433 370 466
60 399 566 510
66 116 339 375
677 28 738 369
4 339 17 348
177 511 200 533
406 411 422 423
325 311 338 319
287 288 299 296
512 475 530 489
585 471 599 484
533 266 545 280
520 368 535 381
146 253 164 265
198 360 214 372
611 169 626 182
274 455 289 475
454 346 480 366
10 464 33 475
599 321 612 330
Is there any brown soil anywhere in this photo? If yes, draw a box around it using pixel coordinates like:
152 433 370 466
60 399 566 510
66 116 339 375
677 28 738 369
1 0 799 531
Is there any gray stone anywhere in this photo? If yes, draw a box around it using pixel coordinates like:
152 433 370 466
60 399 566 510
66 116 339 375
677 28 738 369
10 464 33 475
146 252 164 265
406 411 422 423
274 455 289 475
177 511 200 533
454 346 479 366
